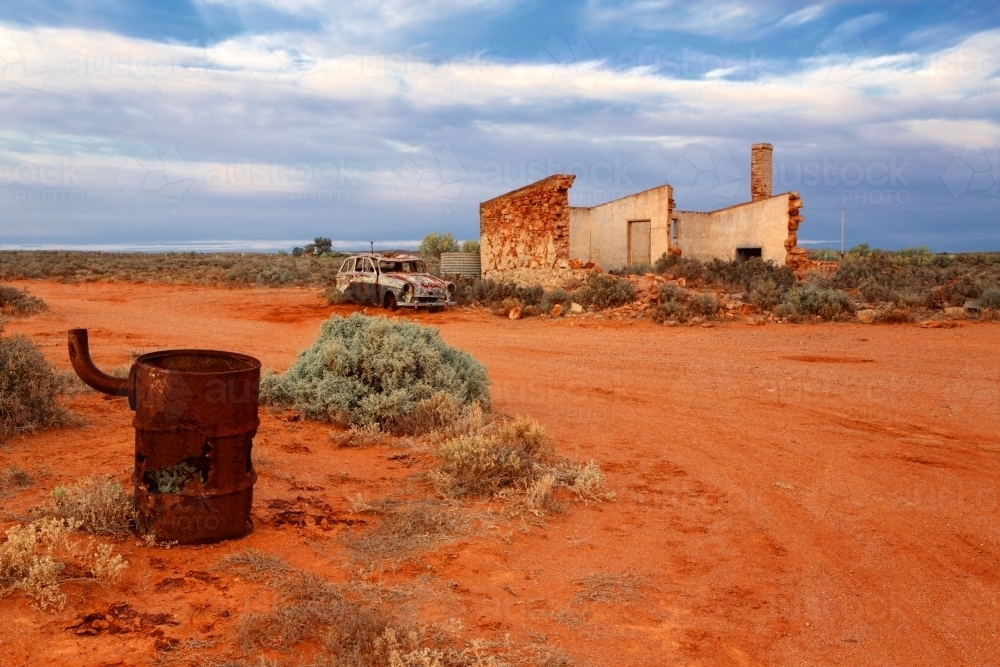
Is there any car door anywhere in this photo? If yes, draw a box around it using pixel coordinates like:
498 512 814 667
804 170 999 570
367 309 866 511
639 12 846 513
355 257 378 304
335 257 354 296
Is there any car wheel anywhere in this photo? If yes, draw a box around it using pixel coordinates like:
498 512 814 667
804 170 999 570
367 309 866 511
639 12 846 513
384 292 398 311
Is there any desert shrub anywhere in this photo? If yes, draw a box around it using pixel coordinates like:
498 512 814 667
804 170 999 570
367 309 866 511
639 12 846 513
653 253 705 281
651 284 689 323
260 314 489 431
575 273 636 309
460 240 480 254
848 243 872 257
469 278 518 306
0 334 72 443
879 306 916 324
325 282 353 305
826 250 1000 311
979 287 1000 310
0 285 47 317
435 416 554 498
688 293 720 317
704 257 795 294
858 276 888 303
650 300 689 323
515 284 544 307
468 279 547 311
748 279 781 310
658 283 686 303
49 474 141 536
0 517 128 610
539 288 571 314
889 291 926 310
617 263 652 276
255 267 294 285
776 284 856 322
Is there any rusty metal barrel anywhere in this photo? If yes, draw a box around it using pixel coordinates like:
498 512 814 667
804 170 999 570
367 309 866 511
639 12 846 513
68 329 259 544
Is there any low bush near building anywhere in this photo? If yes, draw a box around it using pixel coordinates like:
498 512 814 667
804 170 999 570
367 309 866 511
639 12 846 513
575 273 636 309
979 286 1000 311
0 285 47 317
748 278 781 310
653 253 705 282
704 257 796 294
776 284 856 321
260 314 489 431
688 293 720 317
0 334 72 444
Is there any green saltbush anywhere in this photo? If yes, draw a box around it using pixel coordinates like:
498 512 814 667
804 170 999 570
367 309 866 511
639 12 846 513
776 284 856 321
576 273 636 309
977 286 1000 310
260 314 489 430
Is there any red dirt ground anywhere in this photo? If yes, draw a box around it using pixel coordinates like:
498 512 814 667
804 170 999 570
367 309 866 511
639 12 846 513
1 280 999 666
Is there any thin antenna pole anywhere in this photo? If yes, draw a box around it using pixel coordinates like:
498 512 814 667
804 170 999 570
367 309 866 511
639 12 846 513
840 208 846 257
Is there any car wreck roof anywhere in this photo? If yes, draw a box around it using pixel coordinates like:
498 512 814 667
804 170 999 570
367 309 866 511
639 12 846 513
354 253 423 260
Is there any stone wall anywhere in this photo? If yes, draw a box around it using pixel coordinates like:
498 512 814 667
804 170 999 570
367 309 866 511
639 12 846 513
480 174 575 278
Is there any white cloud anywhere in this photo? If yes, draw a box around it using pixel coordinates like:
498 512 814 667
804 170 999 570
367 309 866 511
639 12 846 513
776 4 826 28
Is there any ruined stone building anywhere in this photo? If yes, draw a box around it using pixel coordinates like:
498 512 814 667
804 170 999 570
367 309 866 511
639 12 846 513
480 144 805 284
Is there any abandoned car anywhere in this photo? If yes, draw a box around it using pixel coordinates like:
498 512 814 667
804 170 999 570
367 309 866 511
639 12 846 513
334 253 457 310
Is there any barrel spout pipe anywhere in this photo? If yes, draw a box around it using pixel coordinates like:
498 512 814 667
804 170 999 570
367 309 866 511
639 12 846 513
67 328 130 397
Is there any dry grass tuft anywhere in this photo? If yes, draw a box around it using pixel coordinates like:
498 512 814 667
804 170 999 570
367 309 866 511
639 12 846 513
0 517 128 610
433 416 554 498
330 423 394 448
346 498 471 559
0 465 32 497
573 573 641 604
48 474 142 536
218 559 514 667
218 549 291 583
233 567 391 664
551 461 616 503
431 415 614 513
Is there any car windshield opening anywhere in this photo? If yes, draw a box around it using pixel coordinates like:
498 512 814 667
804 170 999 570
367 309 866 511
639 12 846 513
380 260 424 273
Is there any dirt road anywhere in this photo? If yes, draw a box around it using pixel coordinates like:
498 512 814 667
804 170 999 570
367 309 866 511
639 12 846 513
2 281 998 666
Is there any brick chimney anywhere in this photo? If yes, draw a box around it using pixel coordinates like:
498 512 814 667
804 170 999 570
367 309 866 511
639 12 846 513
750 143 773 202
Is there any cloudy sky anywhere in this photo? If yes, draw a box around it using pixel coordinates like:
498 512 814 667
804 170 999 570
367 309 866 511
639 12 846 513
1 0 998 252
